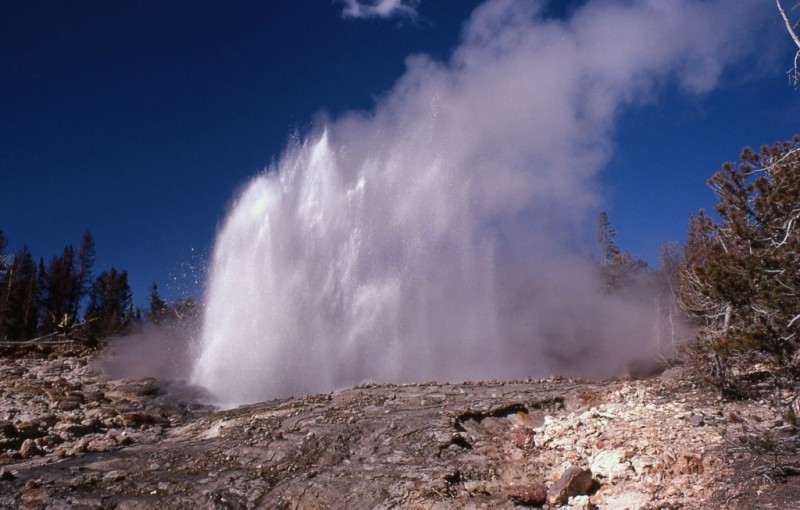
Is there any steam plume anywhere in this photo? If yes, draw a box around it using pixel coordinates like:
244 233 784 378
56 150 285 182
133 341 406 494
192 0 764 405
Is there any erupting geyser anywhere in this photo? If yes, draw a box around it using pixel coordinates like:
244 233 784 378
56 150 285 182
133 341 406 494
190 0 761 405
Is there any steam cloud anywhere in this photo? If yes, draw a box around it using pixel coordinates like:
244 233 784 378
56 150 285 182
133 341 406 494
191 0 764 405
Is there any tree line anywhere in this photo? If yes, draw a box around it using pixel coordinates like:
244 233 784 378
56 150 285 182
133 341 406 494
0 230 133 342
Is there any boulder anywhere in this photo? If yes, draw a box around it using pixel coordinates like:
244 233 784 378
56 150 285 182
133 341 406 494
590 449 630 481
19 438 41 458
548 466 593 505
507 424 536 449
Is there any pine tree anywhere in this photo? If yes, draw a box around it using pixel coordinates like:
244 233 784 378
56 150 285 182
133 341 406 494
148 282 168 324
0 231 7 274
596 211 621 263
74 230 96 320
0 230 8 339
1 247 40 340
595 211 648 292
36 258 47 335
43 245 78 332
85 268 133 338
678 135 800 394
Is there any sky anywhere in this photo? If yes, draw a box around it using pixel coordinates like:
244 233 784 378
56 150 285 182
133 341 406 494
1 0 798 308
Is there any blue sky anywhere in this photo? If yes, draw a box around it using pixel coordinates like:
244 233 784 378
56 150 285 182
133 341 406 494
1 0 798 307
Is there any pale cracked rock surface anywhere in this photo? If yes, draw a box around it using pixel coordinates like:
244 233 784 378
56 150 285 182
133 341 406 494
1 342 799 509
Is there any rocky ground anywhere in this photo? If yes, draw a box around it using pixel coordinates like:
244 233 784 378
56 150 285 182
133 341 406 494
1 343 799 509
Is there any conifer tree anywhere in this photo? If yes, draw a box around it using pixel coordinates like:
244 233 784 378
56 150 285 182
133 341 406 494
74 230 96 319
36 258 47 334
43 245 78 332
678 135 800 393
596 211 620 263
148 282 168 324
595 211 648 292
0 230 7 269
0 230 8 339
85 268 133 338
1 247 39 340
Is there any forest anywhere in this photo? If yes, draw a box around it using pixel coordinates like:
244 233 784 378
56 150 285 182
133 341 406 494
0 230 137 343
0 227 202 345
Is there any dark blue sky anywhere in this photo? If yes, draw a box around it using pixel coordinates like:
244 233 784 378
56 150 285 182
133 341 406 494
1 0 798 306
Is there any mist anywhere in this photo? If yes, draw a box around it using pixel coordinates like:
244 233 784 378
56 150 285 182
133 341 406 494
98 321 200 382
190 0 765 405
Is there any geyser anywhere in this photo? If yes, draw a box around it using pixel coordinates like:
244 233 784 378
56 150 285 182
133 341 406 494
191 0 762 405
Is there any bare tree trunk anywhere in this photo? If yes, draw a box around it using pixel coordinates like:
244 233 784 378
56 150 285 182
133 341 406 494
724 304 732 330
777 0 800 85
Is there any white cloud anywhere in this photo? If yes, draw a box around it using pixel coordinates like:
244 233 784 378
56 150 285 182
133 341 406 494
338 0 419 20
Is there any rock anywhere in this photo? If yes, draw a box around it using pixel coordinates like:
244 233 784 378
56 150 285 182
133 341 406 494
1 345 798 509
673 452 703 475
507 424 536 449
35 435 58 450
103 470 127 482
590 450 629 481
689 414 705 427
38 414 59 427
19 487 47 506
87 435 119 452
56 398 82 411
53 418 102 438
120 412 163 429
599 490 650 509
568 494 596 510
120 378 161 397
630 455 658 477
505 481 548 506
66 437 91 456
19 438 41 458
548 466 593 505
15 421 45 439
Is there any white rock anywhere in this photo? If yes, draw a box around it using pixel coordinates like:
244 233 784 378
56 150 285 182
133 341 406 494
591 449 631 481
601 490 650 509
566 494 595 509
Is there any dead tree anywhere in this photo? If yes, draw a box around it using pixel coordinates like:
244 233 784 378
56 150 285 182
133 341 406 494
778 0 800 86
